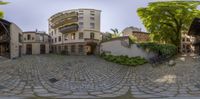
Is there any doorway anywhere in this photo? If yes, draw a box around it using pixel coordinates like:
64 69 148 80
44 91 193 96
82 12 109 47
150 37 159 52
86 43 97 55
40 44 46 54
26 44 32 55
19 46 22 57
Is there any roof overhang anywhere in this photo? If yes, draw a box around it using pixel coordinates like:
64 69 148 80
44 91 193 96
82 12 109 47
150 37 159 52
188 18 200 36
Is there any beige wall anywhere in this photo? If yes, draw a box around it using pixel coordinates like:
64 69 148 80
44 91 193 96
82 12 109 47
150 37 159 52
22 43 50 55
10 23 23 59
100 39 154 59
22 32 50 54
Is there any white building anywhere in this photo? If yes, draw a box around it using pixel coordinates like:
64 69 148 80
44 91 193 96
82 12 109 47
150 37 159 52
48 8 102 55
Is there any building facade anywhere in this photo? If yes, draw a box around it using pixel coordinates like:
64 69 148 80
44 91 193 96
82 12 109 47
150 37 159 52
0 19 23 59
122 26 150 42
49 8 101 55
22 31 51 55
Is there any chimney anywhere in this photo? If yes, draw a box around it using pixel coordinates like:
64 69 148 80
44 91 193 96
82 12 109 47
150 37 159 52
36 29 38 33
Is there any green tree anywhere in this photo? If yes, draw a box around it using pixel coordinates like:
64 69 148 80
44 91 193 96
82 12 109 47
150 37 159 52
0 1 9 18
137 1 200 47
110 28 122 38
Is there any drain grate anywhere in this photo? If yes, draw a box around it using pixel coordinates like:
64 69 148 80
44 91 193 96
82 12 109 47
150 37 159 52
0 85 6 90
49 78 58 83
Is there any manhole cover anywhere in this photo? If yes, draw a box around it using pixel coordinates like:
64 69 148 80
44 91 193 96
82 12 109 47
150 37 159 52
49 78 58 83
0 85 6 90
195 84 200 89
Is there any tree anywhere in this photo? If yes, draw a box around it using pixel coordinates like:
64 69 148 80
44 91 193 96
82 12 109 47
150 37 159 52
137 1 200 47
0 1 9 18
110 28 122 38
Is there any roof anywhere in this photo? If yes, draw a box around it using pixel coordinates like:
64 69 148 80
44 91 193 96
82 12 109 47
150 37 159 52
23 31 50 37
49 8 101 20
101 36 130 43
0 18 11 26
132 31 150 34
188 18 200 36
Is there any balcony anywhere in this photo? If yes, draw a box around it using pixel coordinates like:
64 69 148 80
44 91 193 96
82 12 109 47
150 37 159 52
51 12 78 29
59 24 79 34
0 35 9 43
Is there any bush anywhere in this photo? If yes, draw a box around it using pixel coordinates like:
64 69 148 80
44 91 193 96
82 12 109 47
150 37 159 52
60 50 68 55
139 42 177 58
100 54 148 67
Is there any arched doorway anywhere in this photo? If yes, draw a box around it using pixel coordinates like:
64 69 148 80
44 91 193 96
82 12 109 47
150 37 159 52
85 42 97 55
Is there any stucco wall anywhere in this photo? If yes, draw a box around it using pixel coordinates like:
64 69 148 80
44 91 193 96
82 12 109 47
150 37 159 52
22 43 50 55
100 40 154 59
10 23 23 59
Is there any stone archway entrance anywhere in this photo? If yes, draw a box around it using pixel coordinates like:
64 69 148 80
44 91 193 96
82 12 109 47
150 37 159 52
85 42 97 55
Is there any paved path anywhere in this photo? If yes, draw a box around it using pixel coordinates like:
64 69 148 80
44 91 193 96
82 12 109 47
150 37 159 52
0 54 199 99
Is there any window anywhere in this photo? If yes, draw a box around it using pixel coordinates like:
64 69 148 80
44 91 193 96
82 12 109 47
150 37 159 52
71 33 75 40
79 10 83 12
59 36 61 42
90 13 95 16
90 11 95 13
90 32 95 39
79 22 84 29
187 38 190 42
78 17 83 20
40 35 44 42
51 31 53 36
64 34 68 40
79 13 84 15
79 32 83 39
182 38 185 42
55 38 57 43
32 37 34 40
52 39 53 43
27 34 31 40
19 34 22 42
78 45 84 53
71 45 75 53
90 23 95 29
24 38 26 41
90 17 95 20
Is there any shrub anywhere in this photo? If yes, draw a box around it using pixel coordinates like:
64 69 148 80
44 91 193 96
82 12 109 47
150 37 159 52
139 42 177 58
60 50 68 55
100 54 148 67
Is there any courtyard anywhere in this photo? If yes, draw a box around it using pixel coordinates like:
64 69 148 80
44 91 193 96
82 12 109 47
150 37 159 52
0 55 199 99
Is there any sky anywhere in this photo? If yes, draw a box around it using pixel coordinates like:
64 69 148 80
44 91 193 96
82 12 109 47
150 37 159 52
0 0 157 33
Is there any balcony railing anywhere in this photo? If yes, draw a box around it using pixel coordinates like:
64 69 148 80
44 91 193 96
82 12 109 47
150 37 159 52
59 24 79 34
51 16 78 28
51 12 78 28
0 35 9 42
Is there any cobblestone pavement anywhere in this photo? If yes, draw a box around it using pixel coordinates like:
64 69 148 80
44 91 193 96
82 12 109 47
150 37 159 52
0 54 200 99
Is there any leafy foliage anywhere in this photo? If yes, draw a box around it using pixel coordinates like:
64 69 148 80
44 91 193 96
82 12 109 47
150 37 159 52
110 28 122 38
137 1 200 47
140 43 177 58
100 53 148 66
129 35 138 43
0 1 9 18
